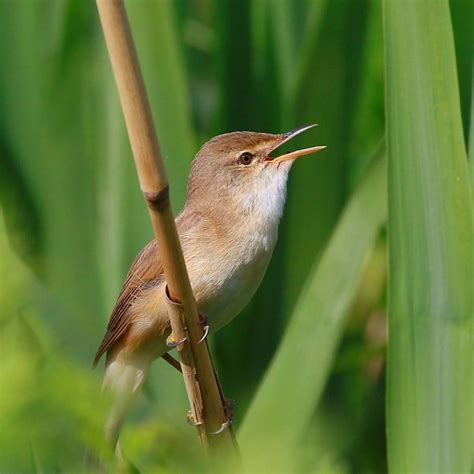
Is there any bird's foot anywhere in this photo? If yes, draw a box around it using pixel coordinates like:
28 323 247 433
209 398 235 435
198 313 210 343
166 334 187 348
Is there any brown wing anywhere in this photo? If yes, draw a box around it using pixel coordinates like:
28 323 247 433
93 240 164 367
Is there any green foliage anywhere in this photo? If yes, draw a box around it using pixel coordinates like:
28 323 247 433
383 0 473 471
0 0 470 472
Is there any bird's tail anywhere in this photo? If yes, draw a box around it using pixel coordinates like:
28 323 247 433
102 353 150 469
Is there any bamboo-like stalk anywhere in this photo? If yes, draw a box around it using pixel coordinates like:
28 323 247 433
95 0 236 453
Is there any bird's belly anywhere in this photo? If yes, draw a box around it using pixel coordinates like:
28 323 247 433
191 248 273 331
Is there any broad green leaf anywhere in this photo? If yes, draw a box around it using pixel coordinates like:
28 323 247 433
383 0 473 471
270 0 298 114
212 0 257 131
239 151 387 469
294 0 329 106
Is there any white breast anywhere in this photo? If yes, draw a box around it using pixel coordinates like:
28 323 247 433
191 235 274 331
187 164 290 330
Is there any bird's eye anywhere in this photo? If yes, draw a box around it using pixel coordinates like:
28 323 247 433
239 152 254 165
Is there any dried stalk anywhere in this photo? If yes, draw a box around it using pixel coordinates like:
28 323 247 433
96 0 236 453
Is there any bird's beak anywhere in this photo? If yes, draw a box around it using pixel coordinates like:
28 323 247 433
266 124 326 164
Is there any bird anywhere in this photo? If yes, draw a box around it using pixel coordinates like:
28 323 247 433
94 124 325 459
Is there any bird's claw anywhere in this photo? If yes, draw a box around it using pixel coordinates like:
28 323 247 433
166 314 208 347
209 419 232 435
198 324 209 344
166 334 187 348
208 399 235 435
198 313 210 344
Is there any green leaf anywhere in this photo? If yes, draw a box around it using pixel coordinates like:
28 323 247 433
270 0 297 114
213 0 256 131
383 0 473 471
239 150 387 469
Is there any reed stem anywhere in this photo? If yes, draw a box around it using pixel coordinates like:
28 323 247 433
96 0 237 453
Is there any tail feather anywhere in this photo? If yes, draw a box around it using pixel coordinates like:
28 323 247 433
103 355 150 451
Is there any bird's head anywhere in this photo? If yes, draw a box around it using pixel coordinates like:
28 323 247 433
186 124 325 221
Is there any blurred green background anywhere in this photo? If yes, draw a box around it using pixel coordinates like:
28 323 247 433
0 0 471 473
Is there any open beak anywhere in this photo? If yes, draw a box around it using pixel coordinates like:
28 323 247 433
266 124 326 164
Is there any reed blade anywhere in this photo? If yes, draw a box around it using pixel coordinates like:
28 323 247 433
383 0 473 470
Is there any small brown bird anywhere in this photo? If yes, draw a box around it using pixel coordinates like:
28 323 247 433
94 124 325 455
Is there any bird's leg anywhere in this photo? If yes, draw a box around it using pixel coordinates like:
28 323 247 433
161 314 208 367
209 398 235 435
162 314 232 434
161 353 182 373
198 313 210 343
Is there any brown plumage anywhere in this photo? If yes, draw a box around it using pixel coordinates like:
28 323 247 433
93 239 164 367
93 208 215 369
95 126 325 461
